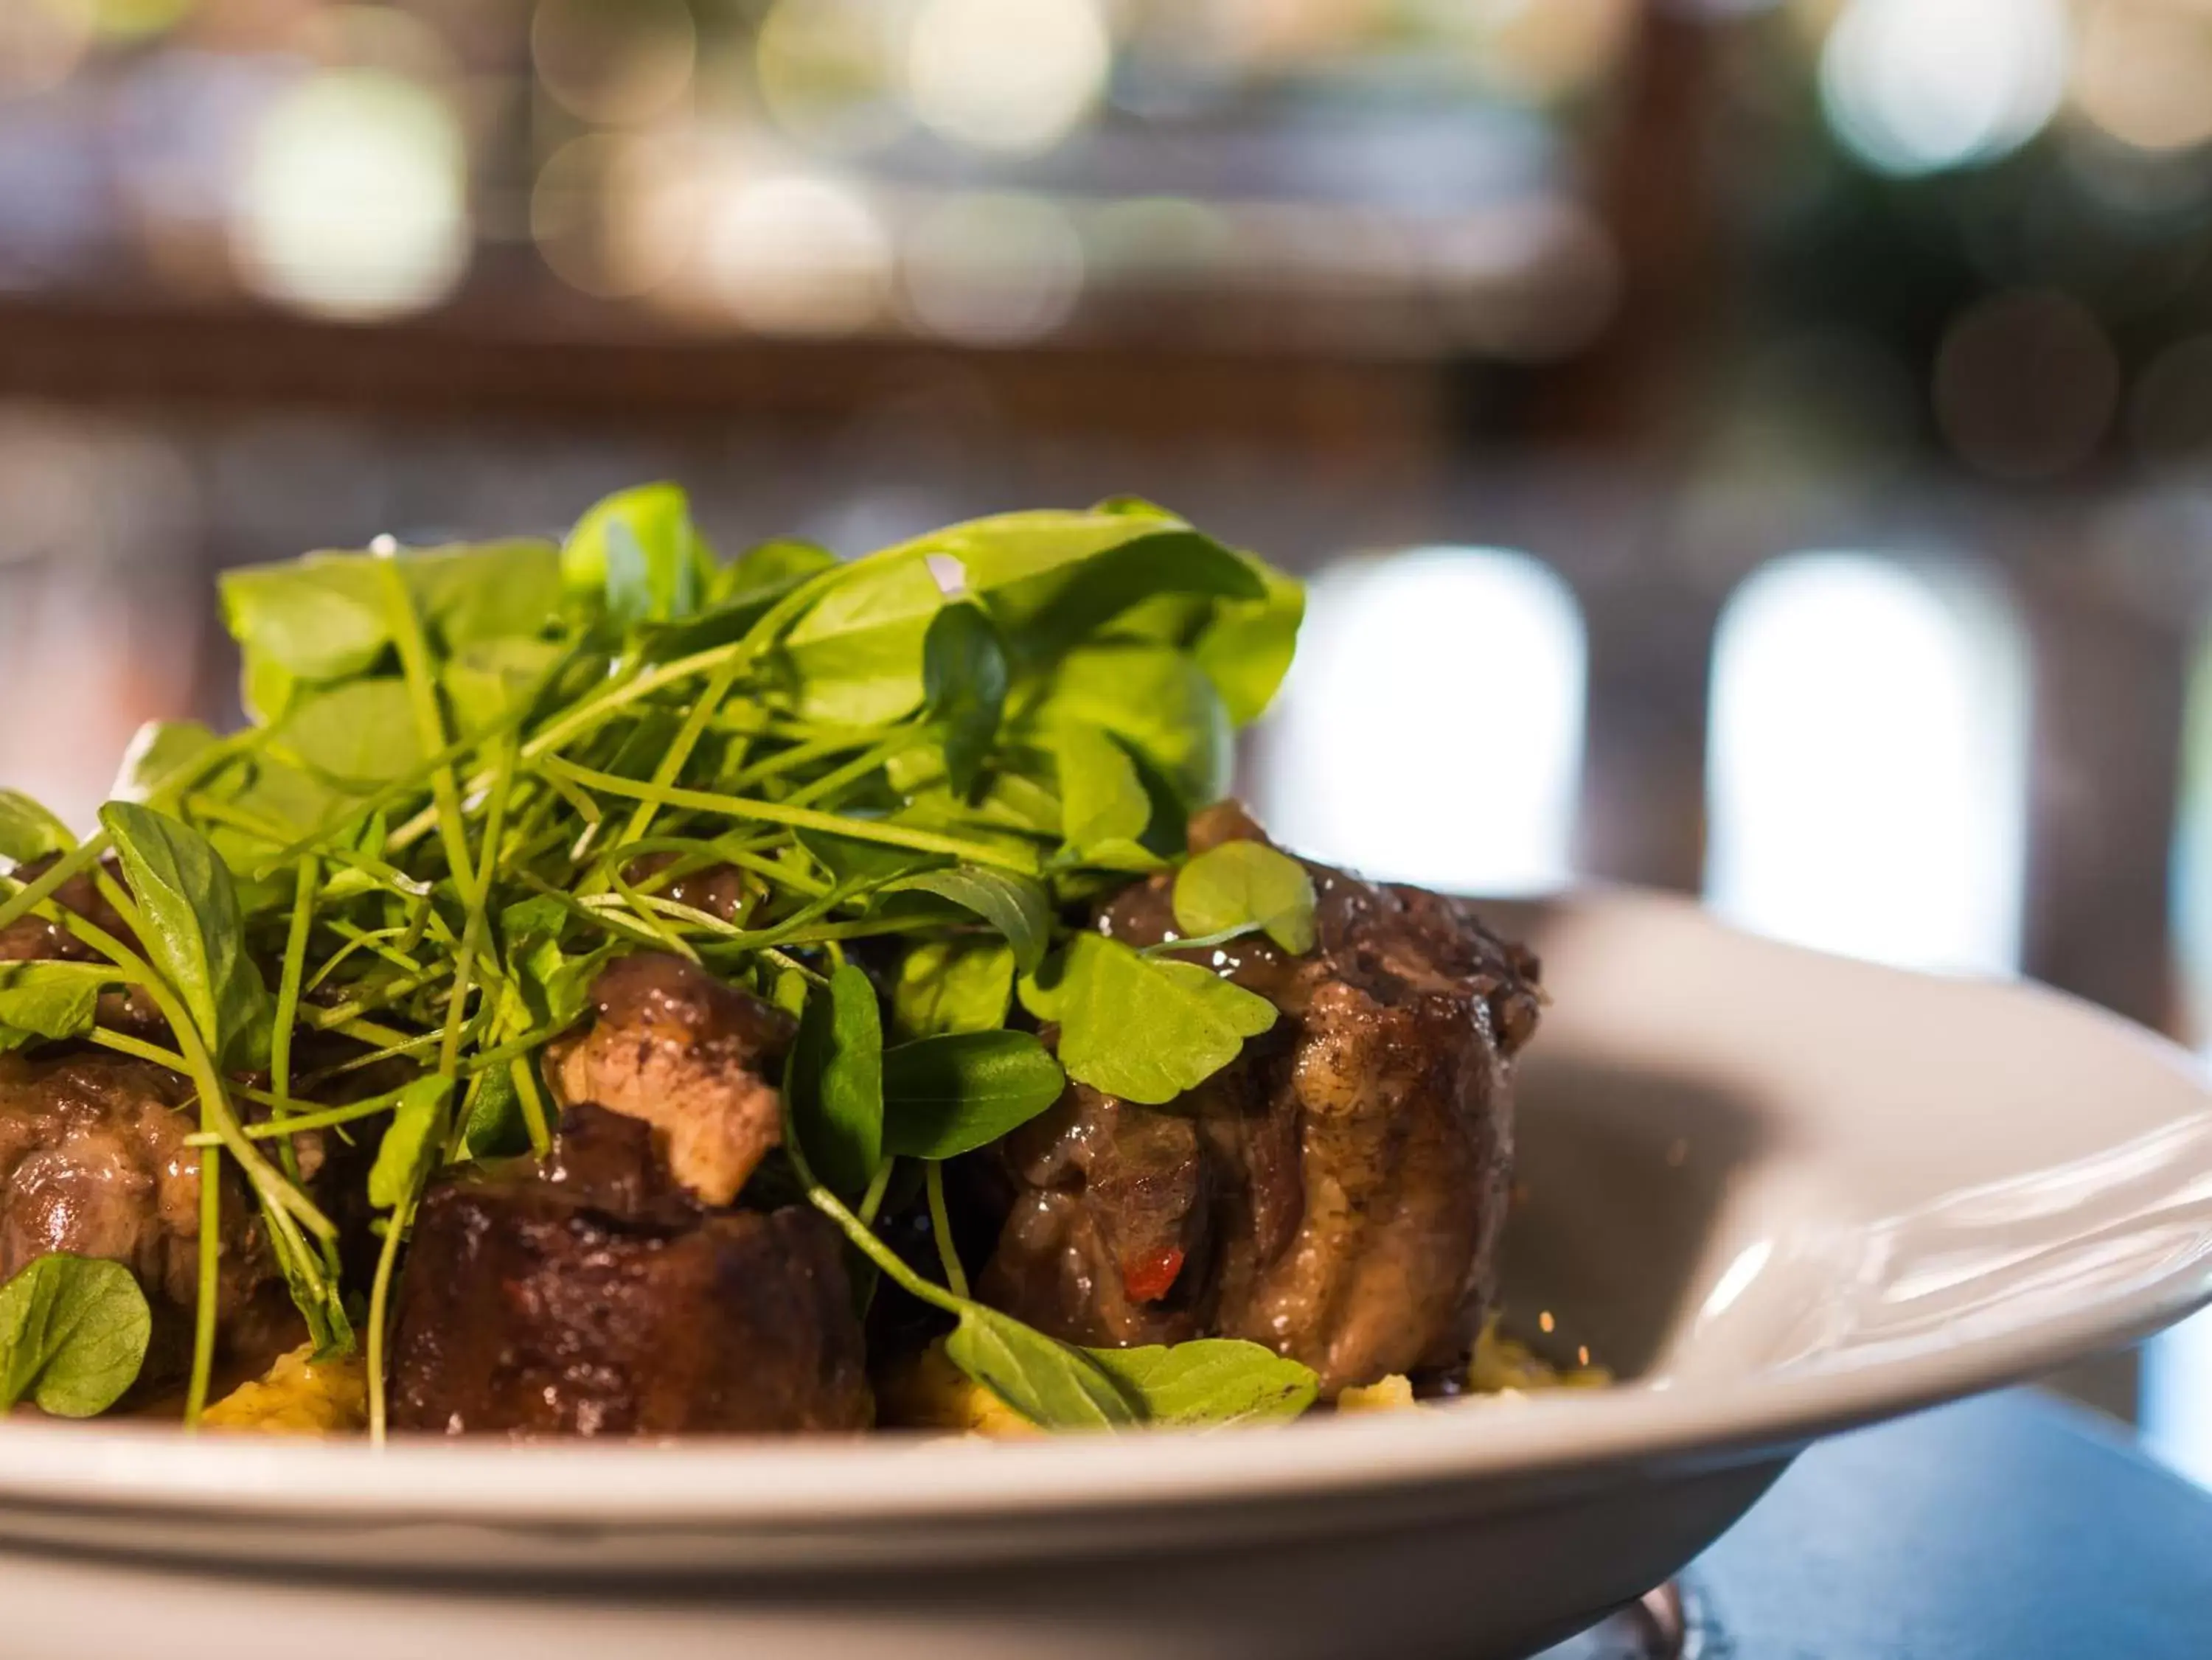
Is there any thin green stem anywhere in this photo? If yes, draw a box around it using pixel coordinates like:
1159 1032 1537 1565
608 655 744 864
925 1160 968 1300
858 1159 896 1228
543 757 1038 873
0 837 106 935
271 860 318 1148
376 559 479 909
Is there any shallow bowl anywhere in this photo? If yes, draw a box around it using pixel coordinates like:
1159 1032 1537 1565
4 889 2210 1660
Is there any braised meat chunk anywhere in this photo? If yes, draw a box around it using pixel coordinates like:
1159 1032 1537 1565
387 1104 870 1437
546 952 798 1206
0 1052 285 1380
978 806 1540 1397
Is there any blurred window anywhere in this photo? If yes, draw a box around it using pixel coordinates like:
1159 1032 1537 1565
1255 547 1585 894
1704 552 2028 975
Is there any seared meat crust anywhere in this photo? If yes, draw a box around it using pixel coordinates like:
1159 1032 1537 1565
388 1105 871 1437
977 805 1539 1396
0 1052 283 1379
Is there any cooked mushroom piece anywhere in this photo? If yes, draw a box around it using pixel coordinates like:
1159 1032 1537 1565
545 952 799 1207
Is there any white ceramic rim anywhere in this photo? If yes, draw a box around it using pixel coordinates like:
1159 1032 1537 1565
0 892 2204 1531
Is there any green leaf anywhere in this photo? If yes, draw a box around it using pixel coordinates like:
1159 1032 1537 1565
1051 933 1275 1105
1004 530 1263 665
369 1074 451 1210
784 963 884 1195
112 720 223 804
884 866 1051 974
0 790 74 866
462 1065 529 1159
219 557 390 686
924 602 1009 799
1053 725 1160 871
881 1030 1065 1159
891 938 1015 1041
1023 641 1234 810
100 802 274 1072
782 552 945 725
0 1253 152 1418
1083 1339 1318 1427
0 963 114 1052
442 637 565 733
727 536 840 590
642 545 836 666
943 1304 1138 1430
563 482 714 627
273 677 426 788
798 828 942 890
1193 557 1305 726
1172 840 1318 955
404 539 564 650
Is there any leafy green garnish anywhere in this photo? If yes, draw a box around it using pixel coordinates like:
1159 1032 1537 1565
1084 1340 1318 1427
0 1254 152 1419
881 1030 1065 1159
891 938 1015 1041
99 802 274 1072
369 1075 453 1210
785 963 886 1196
1029 933 1276 1105
922 602 1009 800
0 483 1317 1438
886 865 1051 972
1172 840 1318 955
945 1305 1139 1429
0 790 74 867
0 962 115 1052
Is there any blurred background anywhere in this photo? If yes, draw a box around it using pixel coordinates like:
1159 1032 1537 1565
4 0 2212 1465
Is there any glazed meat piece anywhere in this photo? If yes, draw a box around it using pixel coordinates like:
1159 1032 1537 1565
983 1073 1212 1349
0 1052 284 1380
387 1104 871 1437
977 805 1540 1396
546 952 797 1206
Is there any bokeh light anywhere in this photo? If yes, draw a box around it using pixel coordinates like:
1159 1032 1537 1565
1085 195 1233 282
703 170 891 336
755 0 911 153
230 69 470 321
900 191 1085 344
532 133 701 299
532 0 698 128
1707 554 2027 976
1933 288 2120 480
0 0 94 98
1819 0 2070 176
908 0 1110 155
1259 549 1586 896
2072 0 2212 156
1464 0 1638 104
2129 333 2212 467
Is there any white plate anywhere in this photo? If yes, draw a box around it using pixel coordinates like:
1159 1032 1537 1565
3 888 2209 1660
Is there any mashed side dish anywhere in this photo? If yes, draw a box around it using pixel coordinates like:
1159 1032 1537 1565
0 487 1567 1440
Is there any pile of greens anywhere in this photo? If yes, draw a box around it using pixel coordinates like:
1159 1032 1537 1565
0 487 1334 1435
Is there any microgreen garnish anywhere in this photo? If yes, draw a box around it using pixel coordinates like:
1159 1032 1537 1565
0 1255 152 1419
0 487 1315 1431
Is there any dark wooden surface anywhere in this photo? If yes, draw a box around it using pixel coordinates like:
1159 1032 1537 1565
1673 1390 2212 1657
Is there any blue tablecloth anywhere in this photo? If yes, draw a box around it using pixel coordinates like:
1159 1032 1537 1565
1682 1389 2212 1656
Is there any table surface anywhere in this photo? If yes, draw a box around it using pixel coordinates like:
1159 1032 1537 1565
1649 1389 2212 1658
